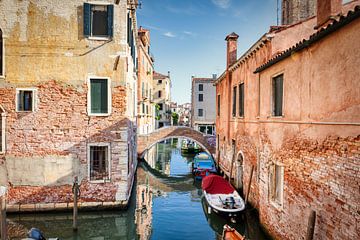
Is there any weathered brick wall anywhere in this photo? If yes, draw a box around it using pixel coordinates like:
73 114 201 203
258 134 360 240
0 80 132 206
216 3 360 240
0 0 138 210
282 0 316 25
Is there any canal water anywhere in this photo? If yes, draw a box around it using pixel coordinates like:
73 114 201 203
7 138 271 240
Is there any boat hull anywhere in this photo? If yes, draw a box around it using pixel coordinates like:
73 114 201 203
203 191 245 218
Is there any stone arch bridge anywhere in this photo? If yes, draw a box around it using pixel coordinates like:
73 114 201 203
137 126 216 158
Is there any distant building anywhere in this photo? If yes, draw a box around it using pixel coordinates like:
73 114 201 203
177 103 191 127
137 27 155 135
281 0 316 25
191 76 216 135
153 72 171 128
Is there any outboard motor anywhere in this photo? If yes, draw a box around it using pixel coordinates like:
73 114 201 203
225 196 236 209
28 228 46 240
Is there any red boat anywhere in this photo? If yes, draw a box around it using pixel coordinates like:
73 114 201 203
202 175 245 217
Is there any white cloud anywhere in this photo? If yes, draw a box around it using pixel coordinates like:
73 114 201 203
183 31 195 36
163 32 176 38
212 0 231 9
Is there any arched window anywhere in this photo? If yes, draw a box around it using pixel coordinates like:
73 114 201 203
0 28 3 76
0 105 5 153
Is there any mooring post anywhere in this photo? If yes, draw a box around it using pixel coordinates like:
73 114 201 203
72 176 79 231
0 186 7 240
245 165 254 205
306 210 316 240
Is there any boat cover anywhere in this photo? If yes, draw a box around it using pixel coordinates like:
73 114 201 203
202 175 234 194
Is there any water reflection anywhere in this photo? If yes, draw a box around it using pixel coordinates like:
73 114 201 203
7 138 271 240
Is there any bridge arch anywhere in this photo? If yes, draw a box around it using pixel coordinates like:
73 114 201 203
137 126 216 159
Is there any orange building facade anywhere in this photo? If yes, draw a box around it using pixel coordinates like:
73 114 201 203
137 27 155 135
215 0 360 239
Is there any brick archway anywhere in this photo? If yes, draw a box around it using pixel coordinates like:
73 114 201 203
137 126 216 158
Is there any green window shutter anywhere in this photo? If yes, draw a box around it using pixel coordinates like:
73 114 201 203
107 5 114 37
127 13 132 45
83 3 91 36
91 79 108 114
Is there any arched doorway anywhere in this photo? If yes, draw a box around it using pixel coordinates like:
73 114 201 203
235 151 244 190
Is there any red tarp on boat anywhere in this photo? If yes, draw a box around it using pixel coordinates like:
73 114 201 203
202 175 235 194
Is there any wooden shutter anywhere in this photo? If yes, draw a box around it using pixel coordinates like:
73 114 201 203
91 79 108 113
83 3 91 36
232 86 237 116
107 5 114 37
273 75 283 116
239 83 244 117
127 13 131 45
0 29 2 75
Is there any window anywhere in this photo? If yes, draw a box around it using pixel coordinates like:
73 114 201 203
199 84 203 91
83 3 113 38
88 78 111 115
232 86 237 117
198 94 203 102
0 28 3 76
142 103 145 114
158 90 162 98
217 95 220 116
198 109 203 117
88 144 110 181
158 103 163 111
158 80 162 84
272 74 283 116
269 164 284 207
199 126 206 133
206 126 213 135
141 82 145 97
0 106 5 153
16 89 35 112
239 83 244 117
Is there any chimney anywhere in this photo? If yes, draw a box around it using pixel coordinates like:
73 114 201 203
167 71 170 77
225 32 239 69
212 74 217 79
317 0 342 27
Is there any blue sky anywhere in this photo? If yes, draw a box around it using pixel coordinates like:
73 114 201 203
137 0 279 104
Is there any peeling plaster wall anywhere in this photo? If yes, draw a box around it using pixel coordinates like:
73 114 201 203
0 0 138 208
216 4 360 240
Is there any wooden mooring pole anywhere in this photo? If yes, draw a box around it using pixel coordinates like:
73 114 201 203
245 165 254 205
72 176 79 231
306 210 316 240
0 186 7 240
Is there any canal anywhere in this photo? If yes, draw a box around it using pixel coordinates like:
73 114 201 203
7 139 271 240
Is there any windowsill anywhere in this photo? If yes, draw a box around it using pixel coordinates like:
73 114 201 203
269 115 284 119
0 75 5 79
89 179 111 184
238 116 244 119
16 110 34 113
88 113 111 117
87 36 111 41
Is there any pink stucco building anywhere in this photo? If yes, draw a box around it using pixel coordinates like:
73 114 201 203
215 0 360 239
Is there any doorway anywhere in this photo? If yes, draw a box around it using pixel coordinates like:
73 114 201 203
236 152 244 190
